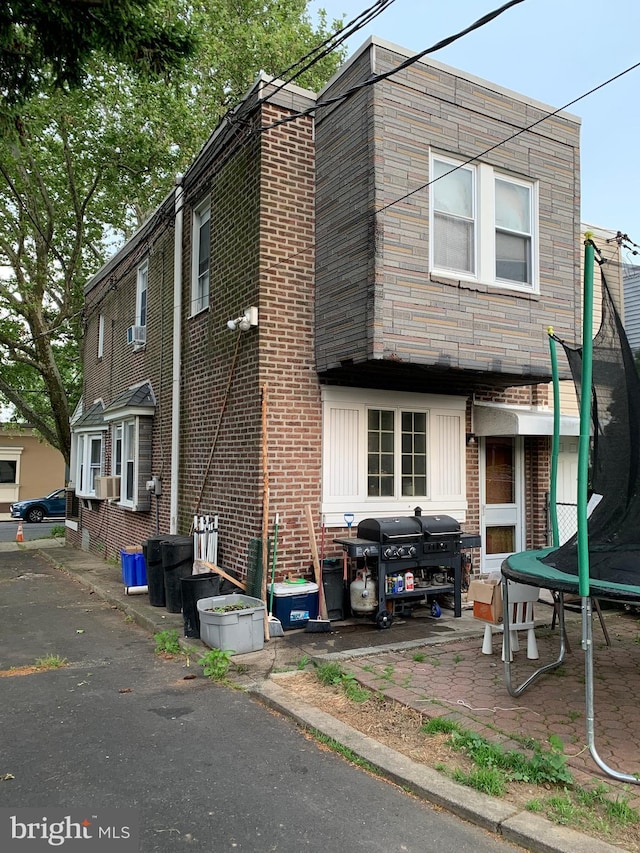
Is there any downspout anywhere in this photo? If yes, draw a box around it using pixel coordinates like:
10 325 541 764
170 175 184 534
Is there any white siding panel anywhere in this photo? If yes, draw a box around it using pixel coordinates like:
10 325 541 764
432 413 463 498
327 407 360 497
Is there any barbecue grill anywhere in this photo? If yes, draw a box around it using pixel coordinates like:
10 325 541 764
336 509 466 628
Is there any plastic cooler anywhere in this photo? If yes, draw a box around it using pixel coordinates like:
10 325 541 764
268 581 319 630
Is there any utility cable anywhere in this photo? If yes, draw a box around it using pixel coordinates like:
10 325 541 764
259 0 526 132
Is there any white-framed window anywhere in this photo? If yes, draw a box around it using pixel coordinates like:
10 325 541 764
98 313 104 359
111 418 137 507
191 199 210 315
322 387 467 523
136 258 148 329
75 432 104 497
430 152 538 293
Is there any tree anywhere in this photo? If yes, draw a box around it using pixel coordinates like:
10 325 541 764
0 0 344 464
0 0 196 107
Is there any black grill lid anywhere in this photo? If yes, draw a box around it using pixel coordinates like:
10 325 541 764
357 516 423 542
415 514 461 537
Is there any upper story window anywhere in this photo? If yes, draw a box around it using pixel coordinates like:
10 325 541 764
191 199 210 315
430 153 538 293
136 259 148 329
97 313 104 359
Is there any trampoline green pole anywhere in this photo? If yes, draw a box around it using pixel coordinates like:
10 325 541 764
547 328 560 549
577 239 594 598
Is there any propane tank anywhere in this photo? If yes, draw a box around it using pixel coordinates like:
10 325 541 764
350 569 377 614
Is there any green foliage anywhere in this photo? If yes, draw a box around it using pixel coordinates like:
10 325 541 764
34 654 67 669
0 0 196 107
314 661 371 703
0 1 345 456
422 716 573 787
198 648 234 680
153 628 181 654
452 766 505 797
49 524 65 538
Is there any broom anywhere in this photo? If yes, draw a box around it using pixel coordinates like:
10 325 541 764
305 504 331 632
268 513 284 637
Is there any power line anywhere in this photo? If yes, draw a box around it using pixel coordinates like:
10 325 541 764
376 58 640 215
259 0 526 132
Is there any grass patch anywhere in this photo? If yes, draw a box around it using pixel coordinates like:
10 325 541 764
310 729 383 775
314 662 371 703
422 717 573 788
34 654 67 670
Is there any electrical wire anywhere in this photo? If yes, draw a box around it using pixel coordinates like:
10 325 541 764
258 0 526 132
376 58 640 215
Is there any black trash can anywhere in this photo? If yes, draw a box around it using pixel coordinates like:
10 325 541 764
162 535 194 613
146 535 168 607
181 573 221 638
323 558 348 621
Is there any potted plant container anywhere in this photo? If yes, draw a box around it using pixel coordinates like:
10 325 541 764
196 594 265 654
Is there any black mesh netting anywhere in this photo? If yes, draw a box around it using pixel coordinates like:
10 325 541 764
542 266 640 585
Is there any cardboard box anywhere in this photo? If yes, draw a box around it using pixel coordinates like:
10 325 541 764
468 578 503 624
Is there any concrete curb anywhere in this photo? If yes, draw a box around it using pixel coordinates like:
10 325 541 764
251 680 628 853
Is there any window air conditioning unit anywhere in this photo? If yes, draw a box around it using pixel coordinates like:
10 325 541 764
126 325 146 346
94 476 121 500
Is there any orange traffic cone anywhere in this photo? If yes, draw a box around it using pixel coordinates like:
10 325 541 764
16 521 24 543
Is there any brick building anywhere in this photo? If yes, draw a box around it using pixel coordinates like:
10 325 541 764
68 38 582 584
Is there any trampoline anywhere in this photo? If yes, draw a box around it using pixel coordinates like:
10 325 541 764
501 239 640 783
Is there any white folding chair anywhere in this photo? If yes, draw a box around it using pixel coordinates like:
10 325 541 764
482 581 539 661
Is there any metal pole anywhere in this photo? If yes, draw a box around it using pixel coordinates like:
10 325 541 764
547 330 560 548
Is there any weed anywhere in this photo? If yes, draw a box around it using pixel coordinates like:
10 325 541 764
452 654 464 663
412 652 426 663
314 661 371 703
310 730 382 775
453 766 505 797
182 644 199 667
198 648 234 680
49 524 65 538
34 654 67 669
421 717 461 735
380 664 395 681
296 655 310 670
421 717 573 787
429 657 441 667
315 661 343 686
153 629 181 655
525 799 544 812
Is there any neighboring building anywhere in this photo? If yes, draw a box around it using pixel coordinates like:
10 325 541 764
623 262 640 354
69 37 582 580
0 425 66 513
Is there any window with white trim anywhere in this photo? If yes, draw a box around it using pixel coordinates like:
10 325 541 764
75 432 104 497
136 259 148 329
430 153 538 293
322 387 466 522
191 199 210 314
112 418 137 507
107 414 152 511
97 313 104 359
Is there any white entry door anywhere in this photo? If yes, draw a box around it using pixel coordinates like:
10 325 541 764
480 436 524 574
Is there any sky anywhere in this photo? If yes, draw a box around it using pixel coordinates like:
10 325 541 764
311 0 640 264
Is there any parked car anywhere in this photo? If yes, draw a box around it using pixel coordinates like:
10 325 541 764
10 488 66 523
